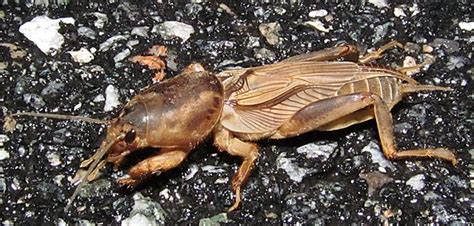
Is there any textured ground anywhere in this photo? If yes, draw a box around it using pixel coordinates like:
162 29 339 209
0 1 472 225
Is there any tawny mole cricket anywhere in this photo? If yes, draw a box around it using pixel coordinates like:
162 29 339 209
9 41 457 211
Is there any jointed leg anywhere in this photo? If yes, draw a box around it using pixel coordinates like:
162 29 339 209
276 92 457 165
371 94 457 165
282 44 360 63
118 148 190 187
359 40 403 64
213 126 259 211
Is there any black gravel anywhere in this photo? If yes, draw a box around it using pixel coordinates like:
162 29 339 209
0 1 472 225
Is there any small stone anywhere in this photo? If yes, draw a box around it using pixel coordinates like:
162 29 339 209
122 213 155 226
186 3 204 16
446 56 466 70
199 213 231 226
274 6 286 15
0 178 6 193
126 40 139 48
201 165 226 174
369 0 388 8
296 141 338 161
41 81 65 96
166 50 178 71
406 174 425 191
23 93 45 109
431 38 460 53
423 191 440 201
218 3 236 17
361 141 396 171
99 35 129 52
394 7 406 17
373 22 393 44
46 151 61 166
214 177 228 184
68 48 94 65
104 85 120 112
184 164 198 181
360 171 394 196
458 21 474 31
73 102 82 111
246 36 260 48
276 152 312 183
114 48 131 63
407 104 427 125
404 42 420 53
303 19 331 33
57 219 67 226
394 122 413 134
258 22 282 46
254 48 276 61
77 27 96 39
122 193 166 225
91 12 108 29
0 149 9 160
0 43 27 59
93 94 105 102
19 15 75 55
152 21 194 43
54 175 64 186
131 26 149 38
409 4 420 16
308 9 328 18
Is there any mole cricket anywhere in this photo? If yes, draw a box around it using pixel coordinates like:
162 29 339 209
6 41 457 211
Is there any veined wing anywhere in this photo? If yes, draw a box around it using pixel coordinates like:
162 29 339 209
220 61 361 133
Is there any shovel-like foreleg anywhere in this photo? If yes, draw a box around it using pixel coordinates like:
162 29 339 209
117 148 190 188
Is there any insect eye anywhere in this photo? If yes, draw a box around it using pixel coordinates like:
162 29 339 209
124 129 136 143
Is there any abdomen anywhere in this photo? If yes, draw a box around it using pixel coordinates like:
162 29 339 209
337 69 404 110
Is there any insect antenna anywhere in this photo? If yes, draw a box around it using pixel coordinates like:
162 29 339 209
8 112 108 124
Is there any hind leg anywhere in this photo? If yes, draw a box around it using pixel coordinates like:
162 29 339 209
274 92 457 165
359 40 403 63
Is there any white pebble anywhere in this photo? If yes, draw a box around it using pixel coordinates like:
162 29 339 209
369 0 388 8
296 141 338 161
68 48 94 64
73 102 82 111
46 152 62 166
93 94 105 102
0 149 9 160
406 174 425 191
19 15 75 55
104 85 120 112
92 12 108 29
309 9 328 18
276 152 311 183
121 213 155 226
458 22 474 31
362 141 396 171
152 21 195 43
304 19 331 33
394 7 406 17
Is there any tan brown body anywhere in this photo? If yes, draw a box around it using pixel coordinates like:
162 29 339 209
76 42 457 211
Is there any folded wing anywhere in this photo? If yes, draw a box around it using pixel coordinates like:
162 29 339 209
219 61 360 133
